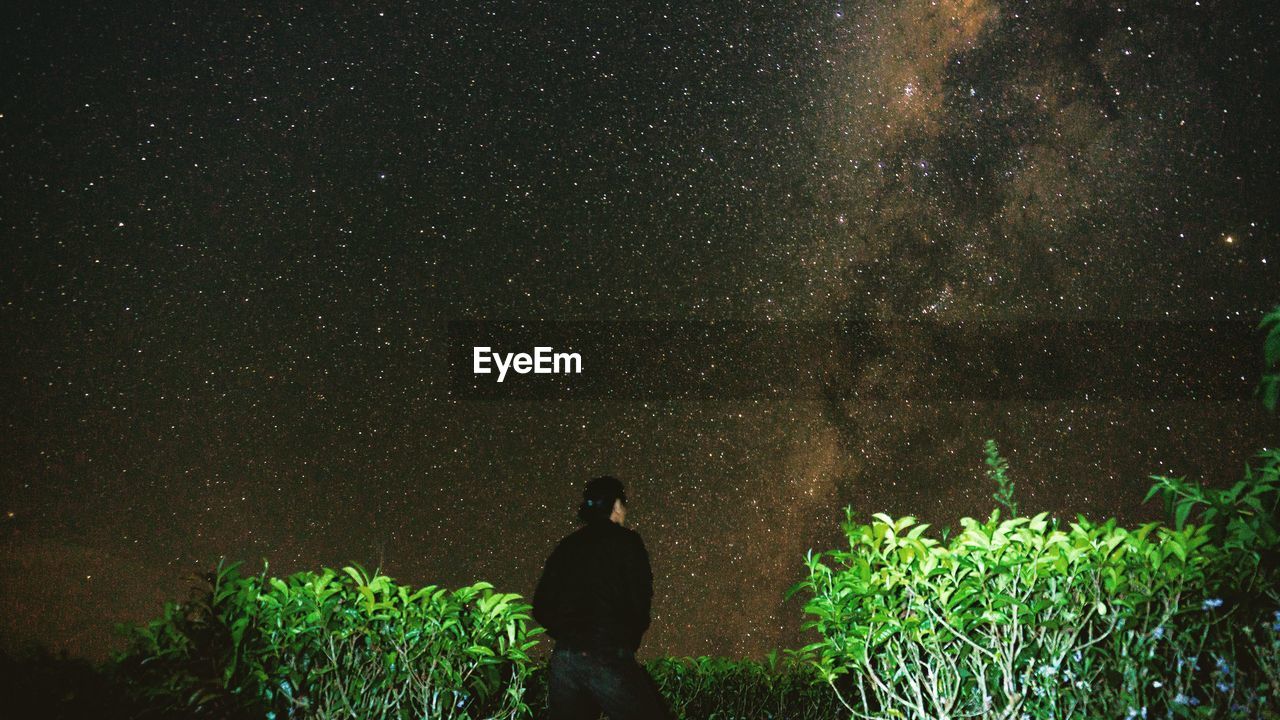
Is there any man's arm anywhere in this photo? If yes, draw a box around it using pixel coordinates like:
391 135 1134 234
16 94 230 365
625 532 654 646
532 545 565 638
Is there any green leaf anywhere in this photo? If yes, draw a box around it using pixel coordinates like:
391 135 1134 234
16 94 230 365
1175 500 1193 530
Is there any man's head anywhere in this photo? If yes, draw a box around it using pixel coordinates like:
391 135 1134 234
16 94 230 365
578 475 628 525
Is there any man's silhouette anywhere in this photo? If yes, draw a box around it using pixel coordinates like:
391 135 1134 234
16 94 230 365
532 476 677 720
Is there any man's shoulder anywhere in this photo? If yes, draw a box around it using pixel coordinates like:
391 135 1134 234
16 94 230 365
613 524 646 549
565 521 643 545
598 521 642 539
556 522 610 547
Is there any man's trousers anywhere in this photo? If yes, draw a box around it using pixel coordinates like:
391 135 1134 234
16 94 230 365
546 644 678 720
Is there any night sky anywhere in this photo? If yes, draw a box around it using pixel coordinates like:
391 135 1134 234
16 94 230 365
2 1 1277 664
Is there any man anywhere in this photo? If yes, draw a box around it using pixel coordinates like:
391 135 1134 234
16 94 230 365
532 476 677 720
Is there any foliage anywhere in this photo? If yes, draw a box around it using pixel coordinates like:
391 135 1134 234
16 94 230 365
112 560 544 720
519 650 845 720
986 439 1018 518
1144 449 1280 574
1258 305 1280 413
644 651 845 720
0 643 158 720
788 498 1280 719
794 299 1280 720
107 303 1280 719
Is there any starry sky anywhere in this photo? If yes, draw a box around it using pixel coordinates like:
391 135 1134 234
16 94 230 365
1 1 1277 663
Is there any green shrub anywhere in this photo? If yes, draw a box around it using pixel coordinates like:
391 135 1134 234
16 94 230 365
1145 448 1280 572
786 302 1280 720
644 650 845 720
787 448 1280 719
513 649 844 720
985 439 1017 518
113 561 544 719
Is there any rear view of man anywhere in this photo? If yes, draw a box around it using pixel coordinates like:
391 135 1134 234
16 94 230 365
532 475 677 720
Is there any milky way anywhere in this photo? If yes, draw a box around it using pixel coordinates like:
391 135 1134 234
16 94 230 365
1 1 1276 662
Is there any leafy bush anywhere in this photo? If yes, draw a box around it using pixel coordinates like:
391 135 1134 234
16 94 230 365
112 563 849 720
787 302 1280 720
113 561 544 719
787 447 1280 719
518 650 844 720
644 650 845 720
1146 449 1280 569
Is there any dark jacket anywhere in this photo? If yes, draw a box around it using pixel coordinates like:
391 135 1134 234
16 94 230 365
532 517 653 653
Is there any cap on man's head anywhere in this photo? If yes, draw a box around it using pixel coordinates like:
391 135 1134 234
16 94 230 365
583 475 626 508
